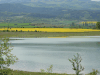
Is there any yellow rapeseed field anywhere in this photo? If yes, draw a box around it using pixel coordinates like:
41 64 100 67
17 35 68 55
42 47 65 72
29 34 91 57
0 28 100 32
80 21 97 24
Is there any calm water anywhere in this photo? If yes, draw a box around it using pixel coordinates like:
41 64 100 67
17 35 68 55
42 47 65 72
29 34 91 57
7 36 100 74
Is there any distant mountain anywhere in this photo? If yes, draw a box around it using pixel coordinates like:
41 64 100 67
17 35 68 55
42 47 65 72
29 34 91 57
0 3 61 13
0 0 100 21
0 0 100 10
23 0 100 10
0 0 31 3
0 0 96 4
0 3 100 21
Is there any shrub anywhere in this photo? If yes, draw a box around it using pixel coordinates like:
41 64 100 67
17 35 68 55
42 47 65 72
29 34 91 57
11 30 15 32
7 30 10 32
68 53 84 75
3 30 6 32
0 68 12 75
89 69 99 75
16 30 18 32
40 65 53 73
35 30 37 32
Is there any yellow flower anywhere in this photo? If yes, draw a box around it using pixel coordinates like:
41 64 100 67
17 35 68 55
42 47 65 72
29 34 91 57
0 28 100 32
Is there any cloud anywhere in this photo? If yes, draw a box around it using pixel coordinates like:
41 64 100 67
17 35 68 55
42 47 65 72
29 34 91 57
91 0 100 1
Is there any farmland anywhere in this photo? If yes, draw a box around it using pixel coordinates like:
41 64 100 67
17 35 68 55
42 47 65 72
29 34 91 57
0 21 97 29
0 20 78 28
0 28 100 32
0 21 99 38
80 21 97 24
0 31 100 38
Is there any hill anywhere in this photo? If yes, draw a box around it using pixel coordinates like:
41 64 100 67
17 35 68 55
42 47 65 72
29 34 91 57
0 3 100 22
0 0 100 10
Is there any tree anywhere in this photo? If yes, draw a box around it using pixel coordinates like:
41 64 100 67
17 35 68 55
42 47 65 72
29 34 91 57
72 22 75 26
68 53 84 75
0 37 18 74
83 22 85 26
85 22 88 26
96 22 100 29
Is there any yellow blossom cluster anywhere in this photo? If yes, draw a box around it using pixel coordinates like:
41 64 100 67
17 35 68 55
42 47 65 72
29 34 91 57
80 21 97 24
0 28 100 32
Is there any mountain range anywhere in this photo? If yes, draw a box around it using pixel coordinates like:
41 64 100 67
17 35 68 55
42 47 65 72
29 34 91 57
0 0 92 3
0 0 100 10
0 0 100 22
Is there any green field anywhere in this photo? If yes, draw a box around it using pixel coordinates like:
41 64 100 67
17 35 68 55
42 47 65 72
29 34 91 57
0 23 32 28
0 69 76 75
0 31 100 38
0 22 67 28
0 19 79 28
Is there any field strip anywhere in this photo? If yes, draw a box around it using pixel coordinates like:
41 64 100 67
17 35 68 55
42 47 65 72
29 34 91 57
0 28 100 32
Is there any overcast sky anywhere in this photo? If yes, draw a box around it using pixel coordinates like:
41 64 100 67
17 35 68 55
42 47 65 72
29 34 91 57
92 0 100 1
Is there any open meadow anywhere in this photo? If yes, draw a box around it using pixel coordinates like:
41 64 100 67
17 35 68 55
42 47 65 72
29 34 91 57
0 31 100 38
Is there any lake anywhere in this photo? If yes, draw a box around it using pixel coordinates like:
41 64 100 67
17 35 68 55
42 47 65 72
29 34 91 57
7 36 100 74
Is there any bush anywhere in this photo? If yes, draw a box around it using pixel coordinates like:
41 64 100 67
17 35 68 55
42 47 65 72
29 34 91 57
89 69 99 75
11 30 15 32
16 30 18 32
3 30 6 32
0 68 12 75
35 30 37 32
19 30 22 32
2 30 10 32
40 65 53 73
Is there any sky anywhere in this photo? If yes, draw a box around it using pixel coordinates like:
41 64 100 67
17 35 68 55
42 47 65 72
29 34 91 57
0 0 97 1
91 0 100 1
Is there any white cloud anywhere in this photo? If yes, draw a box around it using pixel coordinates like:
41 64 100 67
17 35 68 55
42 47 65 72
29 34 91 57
91 0 100 1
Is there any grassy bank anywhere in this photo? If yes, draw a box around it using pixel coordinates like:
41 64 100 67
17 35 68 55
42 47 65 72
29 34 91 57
0 31 100 38
7 70 69 75
0 68 77 75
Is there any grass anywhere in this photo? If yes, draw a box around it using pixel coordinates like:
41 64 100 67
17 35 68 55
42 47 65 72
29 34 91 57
0 20 78 28
0 68 73 75
0 31 100 38
2 68 98 75
0 23 32 28
7 70 69 75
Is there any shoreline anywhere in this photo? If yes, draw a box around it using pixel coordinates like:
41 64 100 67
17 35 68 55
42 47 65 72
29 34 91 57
9 35 100 38
0 31 100 38
7 68 86 75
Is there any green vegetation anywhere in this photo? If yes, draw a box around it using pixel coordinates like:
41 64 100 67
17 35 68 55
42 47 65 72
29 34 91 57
88 69 99 75
96 22 100 29
0 3 100 23
0 21 96 29
7 70 68 75
0 19 79 28
0 37 18 75
1 32 100 38
40 65 53 73
0 0 100 74
23 0 100 10
69 53 84 75
0 23 31 28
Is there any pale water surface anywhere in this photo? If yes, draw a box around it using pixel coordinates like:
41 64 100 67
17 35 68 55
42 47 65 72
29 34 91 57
8 36 100 74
